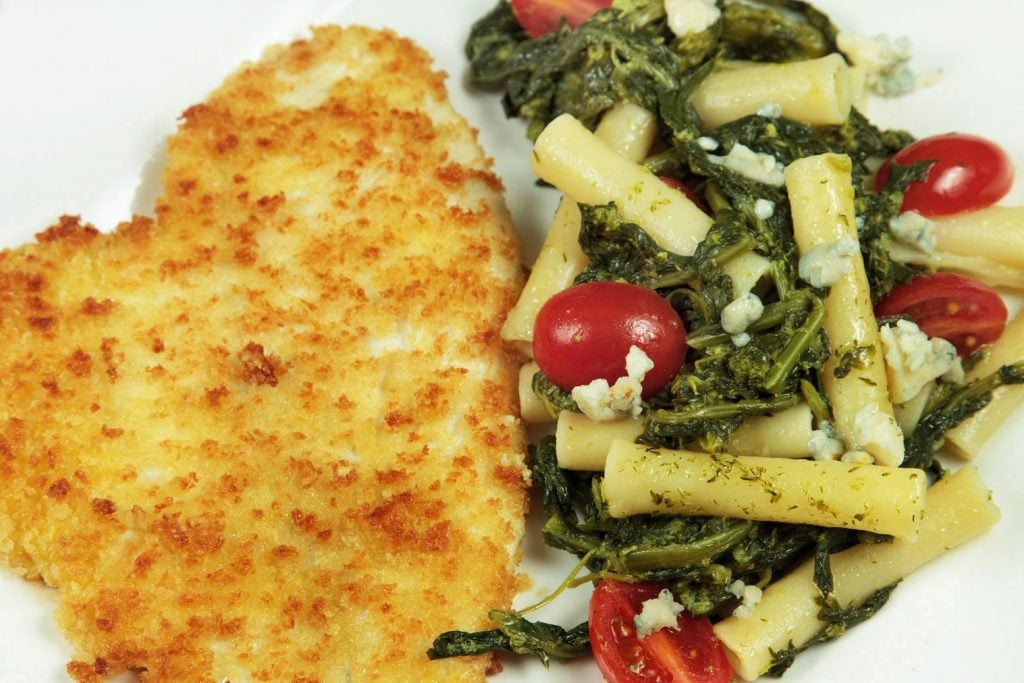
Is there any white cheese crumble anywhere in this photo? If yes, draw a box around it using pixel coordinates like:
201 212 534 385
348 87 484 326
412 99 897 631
808 424 845 461
798 235 858 288
756 101 782 118
721 292 764 335
837 30 938 97
625 344 655 379
664 0 721 37
879 319 964 403
852 404 904 462
754 198 776 220
727 580 763 620
635 589 685 638
697 135 720 151
889 211 937 254
731 332 751 348
707 143 786 187
571 345 653 421
840 449 875 465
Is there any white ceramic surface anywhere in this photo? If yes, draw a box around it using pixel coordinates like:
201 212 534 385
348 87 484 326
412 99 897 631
0 1 1019 681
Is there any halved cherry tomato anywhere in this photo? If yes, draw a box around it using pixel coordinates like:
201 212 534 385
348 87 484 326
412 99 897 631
659 176 711 215
533 281 687 398
874 272 1007 356
874 133 1014 217
510 0 613 38
589 579 734 683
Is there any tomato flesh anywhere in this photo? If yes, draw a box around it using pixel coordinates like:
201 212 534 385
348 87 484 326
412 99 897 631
510 0 613 38
532 281 687 398
589 579 734 683
875 133 1014 216
874 272 1007 356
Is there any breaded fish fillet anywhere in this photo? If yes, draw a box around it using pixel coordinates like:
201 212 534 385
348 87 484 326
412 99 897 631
0 25 527 682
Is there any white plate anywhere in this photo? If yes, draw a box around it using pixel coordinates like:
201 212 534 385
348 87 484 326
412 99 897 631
0 1 1020 681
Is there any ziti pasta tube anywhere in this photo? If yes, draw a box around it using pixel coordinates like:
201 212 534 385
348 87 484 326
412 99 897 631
601 440 926 539
714 466 1000 680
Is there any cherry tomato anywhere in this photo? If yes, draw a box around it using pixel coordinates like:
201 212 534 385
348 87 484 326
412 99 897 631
659 176 711 215
589 579 734 683
874 272 1007 356
533 281 687 398
874 133 1014 217
510 0 613 39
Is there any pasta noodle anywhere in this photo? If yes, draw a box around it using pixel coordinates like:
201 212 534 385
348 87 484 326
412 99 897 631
502 103 659 348
725 403 815 459
531 113 713 257
944 310 1024 459
692 54 858 128
931 206 1024 270
518 362 554 424
601 440 926 539
713 465 1000 681
786 153 904 466
555 412 644 470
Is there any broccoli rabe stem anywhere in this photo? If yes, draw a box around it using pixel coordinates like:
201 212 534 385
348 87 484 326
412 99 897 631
764 291 825 394
903 361 1024 470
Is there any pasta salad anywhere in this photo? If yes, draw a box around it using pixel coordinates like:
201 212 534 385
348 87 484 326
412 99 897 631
428 1 1023 681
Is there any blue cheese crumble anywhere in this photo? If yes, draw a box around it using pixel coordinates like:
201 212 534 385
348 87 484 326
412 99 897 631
635 588 684 638
571 346 653 421
727 580 764 620
798 235 858 288
879 319 964 403
837 30 938 96
707 143 786 187
664 0 720 37
754 198 776 220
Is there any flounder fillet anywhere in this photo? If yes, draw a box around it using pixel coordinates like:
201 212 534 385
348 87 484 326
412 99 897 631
0 25 527 682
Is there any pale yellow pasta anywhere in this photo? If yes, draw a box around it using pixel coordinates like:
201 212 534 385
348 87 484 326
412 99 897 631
714 465 1000 681
931 206 1024 270
893 381 934 436
945 310 1024 460
786 153 904 466
692 54 857 128
555 412 644 470
723 251 771 297
889 243 1024 289
518 362 554 424
501 103 658 349
501 199 585 353
725 403 814 459
532 113 713 256
601 440 926 539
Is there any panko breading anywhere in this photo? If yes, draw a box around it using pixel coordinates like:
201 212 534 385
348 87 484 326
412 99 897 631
0 25 528 682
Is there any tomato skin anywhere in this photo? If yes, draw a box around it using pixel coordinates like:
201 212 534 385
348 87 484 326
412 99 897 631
532 281 687 398
510 0 613 38
875 133 1014 216
874 272 1008 356
589 579 734 683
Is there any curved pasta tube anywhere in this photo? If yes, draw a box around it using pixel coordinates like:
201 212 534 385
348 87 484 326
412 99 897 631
518 362 553 424
692 54 858 128
889 243 1024 290
786 153 904 466
713 466 1000 681
555 411 644 470
502 103 659 349
531 113 713 257
601 440 926 539
931 206 1024 270
944 310 1024 460
725 403 814 459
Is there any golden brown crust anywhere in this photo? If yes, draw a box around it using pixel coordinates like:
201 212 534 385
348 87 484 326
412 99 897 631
0 25 526 682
